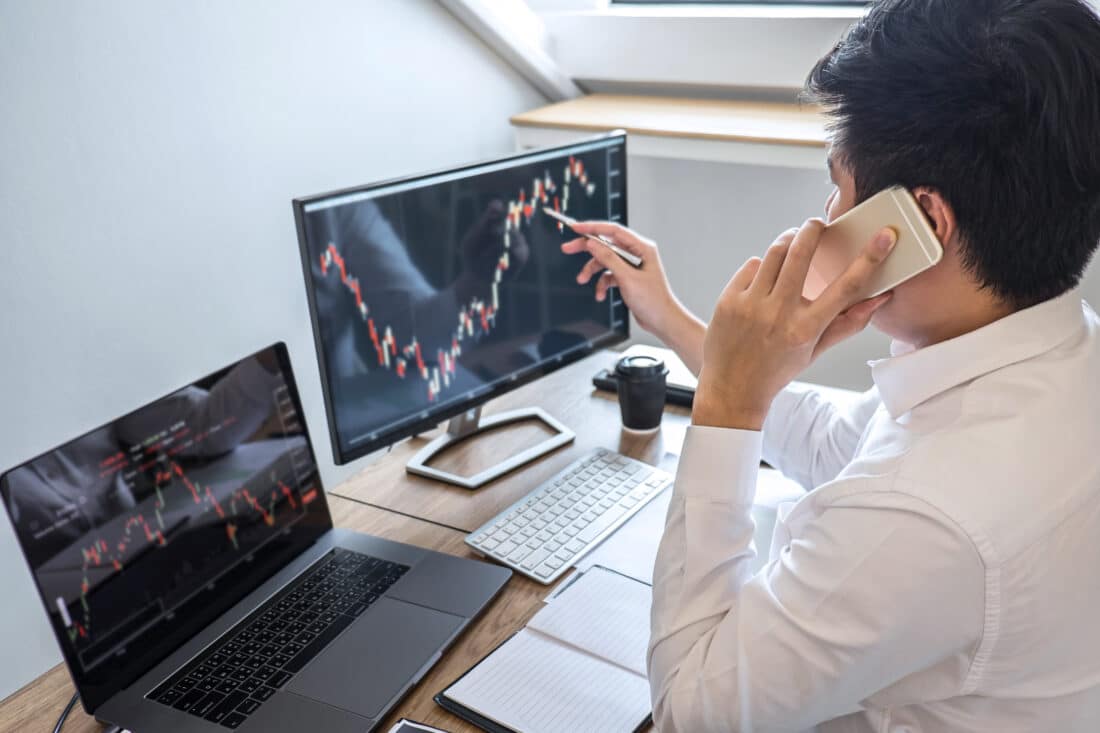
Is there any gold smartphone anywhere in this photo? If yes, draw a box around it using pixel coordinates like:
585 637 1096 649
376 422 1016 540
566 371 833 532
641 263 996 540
804 186 944 300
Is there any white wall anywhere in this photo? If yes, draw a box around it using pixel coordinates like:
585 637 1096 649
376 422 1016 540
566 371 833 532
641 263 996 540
0 0 544 700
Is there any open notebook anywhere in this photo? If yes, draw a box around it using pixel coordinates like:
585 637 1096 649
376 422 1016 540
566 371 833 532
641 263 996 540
436 566 651 733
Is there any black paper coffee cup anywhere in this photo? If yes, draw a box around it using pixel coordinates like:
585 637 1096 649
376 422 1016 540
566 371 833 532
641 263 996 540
615 354 668 432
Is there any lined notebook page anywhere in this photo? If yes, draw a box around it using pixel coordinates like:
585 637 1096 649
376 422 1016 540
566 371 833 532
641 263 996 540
445 629 651 733
528 566 651 676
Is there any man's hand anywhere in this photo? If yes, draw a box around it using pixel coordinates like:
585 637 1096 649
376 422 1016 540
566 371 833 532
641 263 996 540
693 220 897 431
562 221 707 374
562 222 679 333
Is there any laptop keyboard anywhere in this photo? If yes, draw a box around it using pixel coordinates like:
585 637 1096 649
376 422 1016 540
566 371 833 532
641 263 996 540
148 548 408 728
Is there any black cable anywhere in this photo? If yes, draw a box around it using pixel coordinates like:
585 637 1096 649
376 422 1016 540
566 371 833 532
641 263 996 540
52 690 123 733
52 692 78 733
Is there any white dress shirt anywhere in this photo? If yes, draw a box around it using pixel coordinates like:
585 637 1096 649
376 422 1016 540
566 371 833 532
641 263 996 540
648 291 1100 732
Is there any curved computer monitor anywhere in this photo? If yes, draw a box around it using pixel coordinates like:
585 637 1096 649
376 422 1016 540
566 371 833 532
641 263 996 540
293 132 629 486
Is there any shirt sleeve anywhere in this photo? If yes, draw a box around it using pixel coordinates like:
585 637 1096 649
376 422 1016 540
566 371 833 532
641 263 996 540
647 426 985 733
761 383 882 490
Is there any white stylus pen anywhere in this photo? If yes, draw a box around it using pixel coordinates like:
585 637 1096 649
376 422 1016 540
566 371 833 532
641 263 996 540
542 207 644 268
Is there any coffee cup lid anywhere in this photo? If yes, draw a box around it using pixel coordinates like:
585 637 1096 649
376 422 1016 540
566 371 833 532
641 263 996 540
615 354 668 379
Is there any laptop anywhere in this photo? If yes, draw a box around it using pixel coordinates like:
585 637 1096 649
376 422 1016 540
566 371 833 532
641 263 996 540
0 343 511 732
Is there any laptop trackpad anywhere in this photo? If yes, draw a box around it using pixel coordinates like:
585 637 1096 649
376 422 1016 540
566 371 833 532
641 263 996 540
287 597 462 719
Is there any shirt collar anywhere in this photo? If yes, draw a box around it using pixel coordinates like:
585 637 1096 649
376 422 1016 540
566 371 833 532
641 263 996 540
870 290 1087 419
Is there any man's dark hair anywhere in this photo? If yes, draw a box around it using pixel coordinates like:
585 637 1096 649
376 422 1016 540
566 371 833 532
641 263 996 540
805 0 1100 309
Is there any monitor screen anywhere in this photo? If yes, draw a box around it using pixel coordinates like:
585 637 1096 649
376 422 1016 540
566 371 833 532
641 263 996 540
0 343 333 711
294 133 630 464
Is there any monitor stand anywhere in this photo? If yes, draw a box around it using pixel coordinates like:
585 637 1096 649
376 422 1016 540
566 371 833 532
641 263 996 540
405 406 575 490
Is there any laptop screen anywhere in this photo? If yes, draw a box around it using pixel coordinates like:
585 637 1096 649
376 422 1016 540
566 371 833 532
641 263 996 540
0 343 333 711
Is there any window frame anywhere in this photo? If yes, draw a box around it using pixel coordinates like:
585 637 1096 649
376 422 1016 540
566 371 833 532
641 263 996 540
538 3 865 93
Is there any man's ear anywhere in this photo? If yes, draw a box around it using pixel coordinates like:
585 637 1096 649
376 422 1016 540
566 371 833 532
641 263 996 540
912 186 958 246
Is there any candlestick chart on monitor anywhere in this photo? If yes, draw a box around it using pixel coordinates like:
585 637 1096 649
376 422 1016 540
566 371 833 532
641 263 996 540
298 138 628 458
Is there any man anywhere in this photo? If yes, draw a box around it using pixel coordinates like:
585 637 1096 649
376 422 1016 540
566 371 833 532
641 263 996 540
562 0 1100 730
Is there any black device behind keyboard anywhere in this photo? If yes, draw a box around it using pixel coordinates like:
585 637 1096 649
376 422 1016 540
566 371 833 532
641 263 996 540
148 548 409 728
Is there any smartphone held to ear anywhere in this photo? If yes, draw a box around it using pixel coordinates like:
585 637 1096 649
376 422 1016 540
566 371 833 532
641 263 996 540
804 186 944 301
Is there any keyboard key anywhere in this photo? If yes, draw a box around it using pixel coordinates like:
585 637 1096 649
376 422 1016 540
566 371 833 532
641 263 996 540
507 545 531 563
191 691 225 718
578 505 628 543
520 548 551 570
221 712 248 729
205 691 247 723
251 685 277 701
174 688 206 712
256 666 280 682
156 688 182 705
237 698 261 715
175 677 199 692
268 670 292 688
493 540 518 556
229 668 252 683
238 678 261 695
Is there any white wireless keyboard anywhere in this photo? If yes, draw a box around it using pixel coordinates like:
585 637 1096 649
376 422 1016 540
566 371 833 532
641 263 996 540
466 448 672 584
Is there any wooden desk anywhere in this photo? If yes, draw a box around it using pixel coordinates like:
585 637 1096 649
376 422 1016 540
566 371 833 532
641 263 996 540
331 350 690 533
511 93 828 170
0 350 674 731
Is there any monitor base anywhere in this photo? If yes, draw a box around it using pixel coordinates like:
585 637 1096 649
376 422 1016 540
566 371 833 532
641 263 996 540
405 406 575 490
